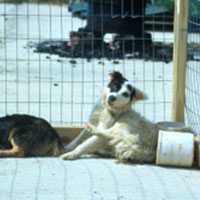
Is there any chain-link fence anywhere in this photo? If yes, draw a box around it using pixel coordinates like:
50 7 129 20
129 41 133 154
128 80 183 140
185 0 200 134
0 0 175 125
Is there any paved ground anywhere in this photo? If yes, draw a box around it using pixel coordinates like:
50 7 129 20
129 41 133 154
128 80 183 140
0 158 200 200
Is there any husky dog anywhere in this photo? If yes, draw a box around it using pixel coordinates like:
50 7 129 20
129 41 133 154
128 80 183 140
61 71 158 163
0 114 64 157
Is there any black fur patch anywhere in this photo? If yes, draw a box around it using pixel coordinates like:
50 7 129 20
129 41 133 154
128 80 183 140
127 84 136 99
108 71 127 92
127 84 132 92
131 87 136 99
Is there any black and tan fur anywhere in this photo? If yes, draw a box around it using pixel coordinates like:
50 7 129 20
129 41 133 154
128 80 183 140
0 114 64 157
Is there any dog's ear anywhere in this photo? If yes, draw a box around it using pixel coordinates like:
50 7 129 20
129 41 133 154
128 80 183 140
133 88 148 101
108 71 127 83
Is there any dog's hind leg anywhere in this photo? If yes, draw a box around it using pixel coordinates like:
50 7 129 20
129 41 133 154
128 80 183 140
116 144 155 163
64 101 103 152
64 129 91 152
0 138 24 157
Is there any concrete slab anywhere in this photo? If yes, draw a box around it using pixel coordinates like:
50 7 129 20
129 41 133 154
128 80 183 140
0 158 200 200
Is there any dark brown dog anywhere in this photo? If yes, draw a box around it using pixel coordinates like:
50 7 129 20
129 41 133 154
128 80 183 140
0 114 64 157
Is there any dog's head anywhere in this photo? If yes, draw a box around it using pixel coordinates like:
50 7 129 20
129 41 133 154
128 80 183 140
101 71 147 112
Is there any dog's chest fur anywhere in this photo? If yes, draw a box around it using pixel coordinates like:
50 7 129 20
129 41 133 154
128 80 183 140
98 107 158 149
98 109 117 129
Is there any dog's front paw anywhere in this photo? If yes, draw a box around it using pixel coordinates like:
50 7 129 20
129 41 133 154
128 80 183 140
60 151 79 160
85 123 97 134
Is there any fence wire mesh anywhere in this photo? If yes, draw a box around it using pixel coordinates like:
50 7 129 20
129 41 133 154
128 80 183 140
0 0 174 126
185 0 200 134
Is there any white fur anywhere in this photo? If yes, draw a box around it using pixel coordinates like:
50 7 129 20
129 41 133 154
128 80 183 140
61 81 158 163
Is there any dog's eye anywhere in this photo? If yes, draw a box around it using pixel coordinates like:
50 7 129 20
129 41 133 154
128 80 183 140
122 92 129 98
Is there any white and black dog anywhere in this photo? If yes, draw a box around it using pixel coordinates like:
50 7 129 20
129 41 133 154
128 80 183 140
61 71 158 163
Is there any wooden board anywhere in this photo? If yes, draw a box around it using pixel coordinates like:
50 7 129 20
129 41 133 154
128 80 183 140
54 126 83 144
172 0 188 122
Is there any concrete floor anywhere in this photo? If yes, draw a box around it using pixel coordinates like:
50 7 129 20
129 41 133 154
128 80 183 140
0 158 200 200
